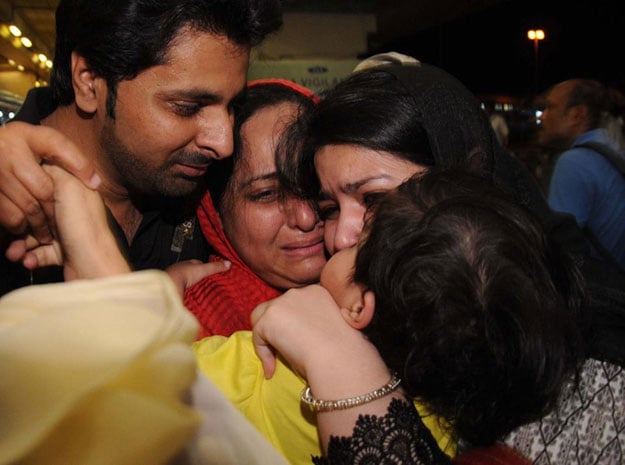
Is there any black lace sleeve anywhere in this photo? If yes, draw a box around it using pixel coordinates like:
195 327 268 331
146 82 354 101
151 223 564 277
312 398 452 465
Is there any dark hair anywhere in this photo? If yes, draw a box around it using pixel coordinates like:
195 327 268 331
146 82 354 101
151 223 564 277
278 68 434 198
564 79 610 129
355 168 584 447
51 0 282 114
205 81 316 212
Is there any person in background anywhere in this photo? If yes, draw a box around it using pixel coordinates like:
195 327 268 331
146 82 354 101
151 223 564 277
489 111 510 147
183 80 326 337
541 79 625 270
0 0 282 295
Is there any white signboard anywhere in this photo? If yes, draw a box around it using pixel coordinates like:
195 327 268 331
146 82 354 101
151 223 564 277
248 59 360 94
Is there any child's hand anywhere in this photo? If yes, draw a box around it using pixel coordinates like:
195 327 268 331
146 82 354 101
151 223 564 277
167 259 231 296
251 285 372 380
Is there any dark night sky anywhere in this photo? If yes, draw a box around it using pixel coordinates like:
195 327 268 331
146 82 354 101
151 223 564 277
379 0 625 98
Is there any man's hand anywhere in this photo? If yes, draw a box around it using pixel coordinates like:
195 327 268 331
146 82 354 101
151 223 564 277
6 165 129 281
0 122 100 242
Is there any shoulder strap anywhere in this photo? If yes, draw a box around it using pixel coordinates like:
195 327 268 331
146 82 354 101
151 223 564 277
574 141 625 177
571 141 625 273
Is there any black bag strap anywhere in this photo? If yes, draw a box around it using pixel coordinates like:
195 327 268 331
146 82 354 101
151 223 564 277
573 141 625 177
571 141 625 272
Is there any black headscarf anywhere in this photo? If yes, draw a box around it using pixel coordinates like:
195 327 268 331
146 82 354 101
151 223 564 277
387 65 552 226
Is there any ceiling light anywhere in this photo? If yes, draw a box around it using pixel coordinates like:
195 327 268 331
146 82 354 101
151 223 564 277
20 37 33 48
8 25 22 37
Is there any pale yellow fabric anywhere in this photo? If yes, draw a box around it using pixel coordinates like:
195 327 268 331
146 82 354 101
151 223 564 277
0 271 199 465
195 332 457 465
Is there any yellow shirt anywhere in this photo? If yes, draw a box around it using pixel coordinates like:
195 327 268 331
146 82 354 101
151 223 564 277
194 331 456 465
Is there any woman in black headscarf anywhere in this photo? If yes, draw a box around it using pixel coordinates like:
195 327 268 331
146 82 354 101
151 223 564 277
263 57 625 464
282 58 625 366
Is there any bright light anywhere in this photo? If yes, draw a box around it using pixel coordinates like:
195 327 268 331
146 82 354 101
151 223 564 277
17 64 24 71
46 59 53 69
38 53 47 62
8 59 16 66
527 29 545 41
8 25 22 37
20 36 33 48
535 110 543 124
0 111 3 118
8 112 15 119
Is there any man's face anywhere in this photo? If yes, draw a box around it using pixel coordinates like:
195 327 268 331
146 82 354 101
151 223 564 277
99 27 249 198
538 82 577 149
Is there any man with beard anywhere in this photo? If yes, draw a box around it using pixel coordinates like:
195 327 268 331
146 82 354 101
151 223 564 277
0 0 282 295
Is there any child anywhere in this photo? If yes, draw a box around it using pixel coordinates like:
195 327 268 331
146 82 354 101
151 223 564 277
318 168 583 447
196 168 583 462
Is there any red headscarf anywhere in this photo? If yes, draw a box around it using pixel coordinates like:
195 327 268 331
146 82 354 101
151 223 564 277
183 79 316 338
183 192 281 338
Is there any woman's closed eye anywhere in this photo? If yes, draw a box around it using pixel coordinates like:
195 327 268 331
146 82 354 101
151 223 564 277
247 187 280 203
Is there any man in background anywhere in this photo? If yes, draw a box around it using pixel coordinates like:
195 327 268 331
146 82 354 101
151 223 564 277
540 79 625 270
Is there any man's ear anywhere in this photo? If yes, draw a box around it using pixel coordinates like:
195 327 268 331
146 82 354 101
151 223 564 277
71 52 99 113
340 289 375 330
568 104 589 128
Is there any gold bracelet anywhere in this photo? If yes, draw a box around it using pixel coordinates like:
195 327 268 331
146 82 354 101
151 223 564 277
300 372 401 412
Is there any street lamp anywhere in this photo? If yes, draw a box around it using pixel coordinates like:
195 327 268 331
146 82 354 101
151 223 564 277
527 29 545 91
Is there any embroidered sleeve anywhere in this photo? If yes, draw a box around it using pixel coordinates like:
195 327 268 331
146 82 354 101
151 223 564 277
312 398 452 465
